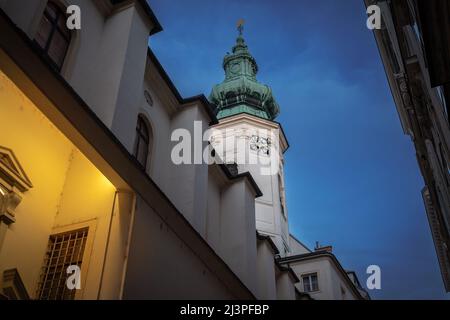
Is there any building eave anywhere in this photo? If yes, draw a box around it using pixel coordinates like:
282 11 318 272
211 162 263 198
256 231 280 255
213 112 290 153
275 259 300 283
110 0 163 35
295 287 313 300
146 48 218 125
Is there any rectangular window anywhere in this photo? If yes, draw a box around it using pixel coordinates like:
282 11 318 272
302 273 319 292
37 227 88 300
35 2 71 70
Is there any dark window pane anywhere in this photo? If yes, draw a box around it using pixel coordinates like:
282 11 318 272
137 143 148 167
302 274 318 292
35 2 71 70
35 15 52 49
45 2 58 21
57 15 70 37
134 116 151 168
311 275 318 291
303 280 311 292
47 30 69 68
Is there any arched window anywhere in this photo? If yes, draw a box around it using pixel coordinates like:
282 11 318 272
35 1 71 70
133 115 151 168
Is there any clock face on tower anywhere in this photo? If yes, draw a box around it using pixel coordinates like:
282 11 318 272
250 135 271 155
230 62 240 75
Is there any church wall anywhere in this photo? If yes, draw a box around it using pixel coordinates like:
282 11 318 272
205 166 223 254
167 104 209 236
140 80 172 192
96 191 135 299
275 269 296 300
110 5 153 151
67 1 134 129
219 179 258 296
122 196 236 299
255 239 277 299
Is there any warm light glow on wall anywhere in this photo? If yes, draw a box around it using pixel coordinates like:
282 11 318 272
0 67 123 299
0 69 116 192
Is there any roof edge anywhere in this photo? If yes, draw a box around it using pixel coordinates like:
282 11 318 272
289 233 312 253
275 259 300 283
113 0 163 35
217 163 263 198
147 48 218 125
256 231 280 255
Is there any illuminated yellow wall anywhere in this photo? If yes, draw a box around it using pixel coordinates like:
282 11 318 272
0 70 73 297
0 69 124 299
52 149 117 299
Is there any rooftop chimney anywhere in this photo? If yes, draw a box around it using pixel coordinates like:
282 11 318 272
314 241 333 253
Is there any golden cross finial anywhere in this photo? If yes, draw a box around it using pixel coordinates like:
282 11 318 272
237 19 245 35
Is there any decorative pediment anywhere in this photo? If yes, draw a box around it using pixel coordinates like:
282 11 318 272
2 269 30 300
0 146 31 225
0 146 32 193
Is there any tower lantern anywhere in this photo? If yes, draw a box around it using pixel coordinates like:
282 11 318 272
209 24 280 121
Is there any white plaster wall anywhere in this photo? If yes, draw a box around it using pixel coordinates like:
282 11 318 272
67 0 134 129
167 105 209 236
211 118 290 254
219 179 258 296
255 240 277 299
205 167 223 254
122 197 235 299
110 6 153 151
139 81 172 191
275 270 296 300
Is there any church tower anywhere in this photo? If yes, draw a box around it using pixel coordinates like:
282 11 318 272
209 22 291 255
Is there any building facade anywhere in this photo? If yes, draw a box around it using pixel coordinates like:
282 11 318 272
366 0 450 292
0 0 366 300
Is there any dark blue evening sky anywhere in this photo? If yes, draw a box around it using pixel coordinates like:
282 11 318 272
148 0 450 299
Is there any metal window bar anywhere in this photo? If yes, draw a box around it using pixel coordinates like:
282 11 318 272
37 228 88 300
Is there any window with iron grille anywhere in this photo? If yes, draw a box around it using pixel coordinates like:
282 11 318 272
37 227 88 300
35 1 71 70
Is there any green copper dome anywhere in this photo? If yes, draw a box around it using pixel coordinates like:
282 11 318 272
209 29 280 120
